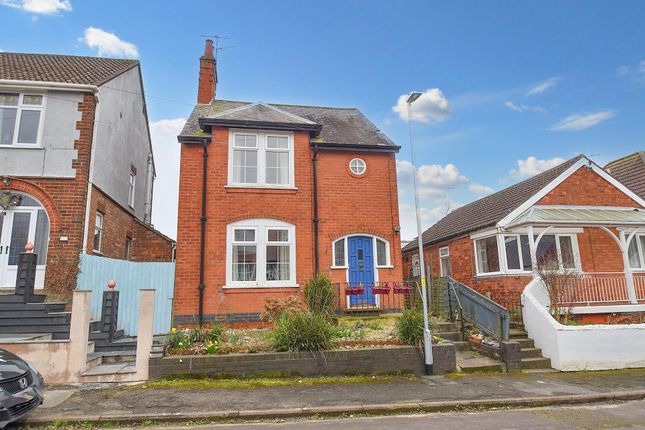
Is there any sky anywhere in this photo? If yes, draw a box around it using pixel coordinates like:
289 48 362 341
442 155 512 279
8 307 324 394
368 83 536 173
1 0 644 240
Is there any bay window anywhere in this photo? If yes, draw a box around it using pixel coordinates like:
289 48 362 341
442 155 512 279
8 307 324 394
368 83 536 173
0 93 45 146
475 232 580 275
228 130 293 187
227 219 296 287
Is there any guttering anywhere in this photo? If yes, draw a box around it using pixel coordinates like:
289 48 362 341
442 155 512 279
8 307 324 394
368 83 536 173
310 142 401 153
0 80 99 93
312 146 320 273
198 138 209 326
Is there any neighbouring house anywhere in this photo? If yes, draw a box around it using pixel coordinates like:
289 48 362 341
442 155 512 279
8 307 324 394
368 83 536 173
605 151 645 200
402 154 645 322
174 40 403 326
0 52 174 298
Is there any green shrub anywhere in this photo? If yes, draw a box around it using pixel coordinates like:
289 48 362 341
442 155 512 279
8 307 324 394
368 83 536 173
396 309 425 345
167 328 192 350
304 273 336 318
273 311 338 352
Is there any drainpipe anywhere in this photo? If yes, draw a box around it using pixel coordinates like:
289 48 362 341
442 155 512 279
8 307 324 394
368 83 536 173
198 139 209 325
312 145 320 273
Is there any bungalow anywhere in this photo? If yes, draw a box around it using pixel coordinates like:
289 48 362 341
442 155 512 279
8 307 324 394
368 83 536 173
402 155 645 321
173 41 404 325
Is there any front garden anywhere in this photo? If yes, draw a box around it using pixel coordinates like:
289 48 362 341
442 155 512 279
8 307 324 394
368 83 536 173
165 274 442 356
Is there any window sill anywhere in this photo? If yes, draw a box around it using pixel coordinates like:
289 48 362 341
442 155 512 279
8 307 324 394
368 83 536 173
376 265 395 269
222 284 300 291
225 185 297 190
0 144 43 149
330 265 348 270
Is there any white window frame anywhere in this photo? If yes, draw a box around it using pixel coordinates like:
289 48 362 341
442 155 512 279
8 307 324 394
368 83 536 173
0 92 46 147
474 232 582 276
227 129 295 188
626 233 645 272
331 234 391 269
411 254 420 277
128 170 136 208
439 246 451 277
349 158 366 175
93 212 104 254
225 219 297 288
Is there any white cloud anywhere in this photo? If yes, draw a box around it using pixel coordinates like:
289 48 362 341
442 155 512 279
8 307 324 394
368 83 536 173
0 0 71 14
150 118 184 239
397 160 468 198
469 183 494 195
392 88 451 123
505 101 546 113
510 156 566 180
399 200 463 241
526 77 560 96
616 60 645 83
551 110 615 131
79 27 139 58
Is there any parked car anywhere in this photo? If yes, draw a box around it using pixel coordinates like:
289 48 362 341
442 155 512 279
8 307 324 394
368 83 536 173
0 348 44 428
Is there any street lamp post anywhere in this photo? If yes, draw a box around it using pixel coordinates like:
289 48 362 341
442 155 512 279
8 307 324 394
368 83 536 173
406 92 434 375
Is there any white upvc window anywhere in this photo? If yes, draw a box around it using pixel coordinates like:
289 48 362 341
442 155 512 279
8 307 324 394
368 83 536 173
93 212 104 253
627 234 645 270
439 246 451 277
227 130 294 188
226 219 296 288
0 93 45 147
475 232 581 276
411 254 420 277
128 170 136 208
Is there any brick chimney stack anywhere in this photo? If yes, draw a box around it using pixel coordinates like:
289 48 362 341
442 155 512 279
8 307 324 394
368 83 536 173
197 39 217 104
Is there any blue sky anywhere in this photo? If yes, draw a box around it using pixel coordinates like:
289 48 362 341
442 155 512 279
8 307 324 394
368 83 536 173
1 0 644 239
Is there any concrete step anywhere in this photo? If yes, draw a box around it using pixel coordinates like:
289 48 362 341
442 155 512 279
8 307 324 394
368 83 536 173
514 338 535 348
520 347 543 359
434 321 459 332
87 350 136 364
451 341 471 351
89 329 125 342
0 294 45 304
0 313 71 325
0 324 70 334
457 351 503 373
0 302 66 312
81 363 136 377
93 338 137 352
521 357 552 370
509 329 528 338
435 331 463 342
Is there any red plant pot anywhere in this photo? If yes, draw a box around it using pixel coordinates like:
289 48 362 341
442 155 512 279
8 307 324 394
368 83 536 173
371 287 390 295
393 287 413 294
345 288 365 296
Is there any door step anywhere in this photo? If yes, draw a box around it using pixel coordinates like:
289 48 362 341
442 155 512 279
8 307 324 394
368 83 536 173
457 350 503 373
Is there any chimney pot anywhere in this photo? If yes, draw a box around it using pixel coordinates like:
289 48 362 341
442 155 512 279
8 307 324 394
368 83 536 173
203 39 214 59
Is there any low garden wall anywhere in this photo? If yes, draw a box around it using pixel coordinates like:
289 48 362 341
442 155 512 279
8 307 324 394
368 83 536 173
150 344 456 379
523 278 645 371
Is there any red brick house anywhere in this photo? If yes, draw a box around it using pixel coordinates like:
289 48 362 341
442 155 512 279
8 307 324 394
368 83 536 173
0 52 174 298
605 151 645 200
402 155 645 316
174 41 403 325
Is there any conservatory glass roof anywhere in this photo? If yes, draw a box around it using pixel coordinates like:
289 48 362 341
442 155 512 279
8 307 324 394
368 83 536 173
506 206 645 228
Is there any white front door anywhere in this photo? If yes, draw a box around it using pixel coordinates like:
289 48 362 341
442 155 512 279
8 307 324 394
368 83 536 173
0 206 48 290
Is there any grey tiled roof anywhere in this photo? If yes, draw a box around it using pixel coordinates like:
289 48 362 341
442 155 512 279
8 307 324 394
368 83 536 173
605 152 645 200
179 99 396 147
402 155 584 252
0 52 139 86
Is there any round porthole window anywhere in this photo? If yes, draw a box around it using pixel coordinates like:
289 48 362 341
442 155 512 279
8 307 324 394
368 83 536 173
349 158 366 175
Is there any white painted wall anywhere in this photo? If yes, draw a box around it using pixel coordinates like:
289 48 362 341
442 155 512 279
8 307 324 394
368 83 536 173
522 278 645 371
93 66 154 222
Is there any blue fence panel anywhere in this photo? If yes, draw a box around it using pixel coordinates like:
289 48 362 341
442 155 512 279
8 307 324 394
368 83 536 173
76 254 175 336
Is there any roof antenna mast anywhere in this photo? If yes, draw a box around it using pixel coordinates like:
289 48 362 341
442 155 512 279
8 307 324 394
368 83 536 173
200 34 235 60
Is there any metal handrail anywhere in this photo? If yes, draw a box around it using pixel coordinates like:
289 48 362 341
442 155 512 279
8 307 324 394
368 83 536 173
446 277 510 341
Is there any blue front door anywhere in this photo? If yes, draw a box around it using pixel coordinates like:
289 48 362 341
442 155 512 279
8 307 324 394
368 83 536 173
348 236 375 305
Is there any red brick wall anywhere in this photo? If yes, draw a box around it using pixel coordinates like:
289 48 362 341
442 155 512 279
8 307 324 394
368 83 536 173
402 166 644 302
1 93 96 299
87 186 174 262
173 128 402 322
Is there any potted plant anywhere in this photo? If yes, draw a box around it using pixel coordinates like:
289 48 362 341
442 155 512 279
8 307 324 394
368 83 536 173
371 281 391 295
345 282 365 295
393 282 413 294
